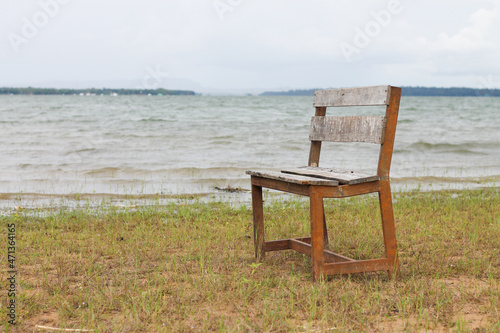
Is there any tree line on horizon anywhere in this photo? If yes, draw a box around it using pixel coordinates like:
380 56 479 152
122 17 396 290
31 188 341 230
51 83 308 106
0 87 196 96
260 86 500 97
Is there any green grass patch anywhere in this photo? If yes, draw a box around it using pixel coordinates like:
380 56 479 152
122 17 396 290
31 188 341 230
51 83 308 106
1 188 499 332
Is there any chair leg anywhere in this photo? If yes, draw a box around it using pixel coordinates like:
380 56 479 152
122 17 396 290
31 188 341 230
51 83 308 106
322 208 329 250
310 191 325 281
251 184 265 260
379 182 399 278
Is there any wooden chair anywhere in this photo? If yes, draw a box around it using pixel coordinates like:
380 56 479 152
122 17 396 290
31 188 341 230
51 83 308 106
246 85 402 281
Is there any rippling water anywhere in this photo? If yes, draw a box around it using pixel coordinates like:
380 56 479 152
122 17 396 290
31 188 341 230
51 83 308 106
1 95 499 197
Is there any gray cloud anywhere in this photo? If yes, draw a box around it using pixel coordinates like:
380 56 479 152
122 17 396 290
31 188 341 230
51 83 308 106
1 0 499 92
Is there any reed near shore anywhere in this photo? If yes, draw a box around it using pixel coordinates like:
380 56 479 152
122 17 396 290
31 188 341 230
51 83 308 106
2 188 499 332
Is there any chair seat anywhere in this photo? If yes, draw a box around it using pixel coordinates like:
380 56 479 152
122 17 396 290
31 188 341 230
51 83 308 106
246 170 339 186
282 166 380 185
246 166 379 187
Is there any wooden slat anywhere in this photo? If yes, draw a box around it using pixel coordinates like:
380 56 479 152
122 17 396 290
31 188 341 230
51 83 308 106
282 166 379 185
308 106 326 167
315 181 382 198
289 239 354 263
290 239 312 256
263 239 291 252
295 237 311 243
313 85 390 107
309 116 386 144
322 258 391 275
324 250 354 263
251 176 311 196
246 170 339 186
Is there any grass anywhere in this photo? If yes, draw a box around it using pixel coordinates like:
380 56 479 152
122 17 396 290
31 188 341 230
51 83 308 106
1 188 500 332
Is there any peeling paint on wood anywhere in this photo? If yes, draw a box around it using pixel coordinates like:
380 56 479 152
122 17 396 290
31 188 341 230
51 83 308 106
282 166 379 185
309 116 386 144
313 85 390 107
246 170 339 186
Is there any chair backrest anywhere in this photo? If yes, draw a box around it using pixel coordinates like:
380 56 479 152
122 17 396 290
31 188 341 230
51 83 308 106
308 85 402 180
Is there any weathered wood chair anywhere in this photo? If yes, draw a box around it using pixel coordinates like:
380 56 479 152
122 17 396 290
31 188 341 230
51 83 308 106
246 85 402 280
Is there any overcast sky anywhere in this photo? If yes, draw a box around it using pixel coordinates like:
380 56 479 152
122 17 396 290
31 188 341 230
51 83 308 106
1 0 499 92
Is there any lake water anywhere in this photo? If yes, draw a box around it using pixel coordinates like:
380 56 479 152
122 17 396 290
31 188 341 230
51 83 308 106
0 95 499 206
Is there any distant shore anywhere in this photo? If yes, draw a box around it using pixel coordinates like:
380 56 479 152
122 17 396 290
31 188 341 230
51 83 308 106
260 86 500 97
0 87 196 96
2 86 500 97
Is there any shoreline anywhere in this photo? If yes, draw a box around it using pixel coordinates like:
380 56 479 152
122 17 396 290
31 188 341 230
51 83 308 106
2 184 498 216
